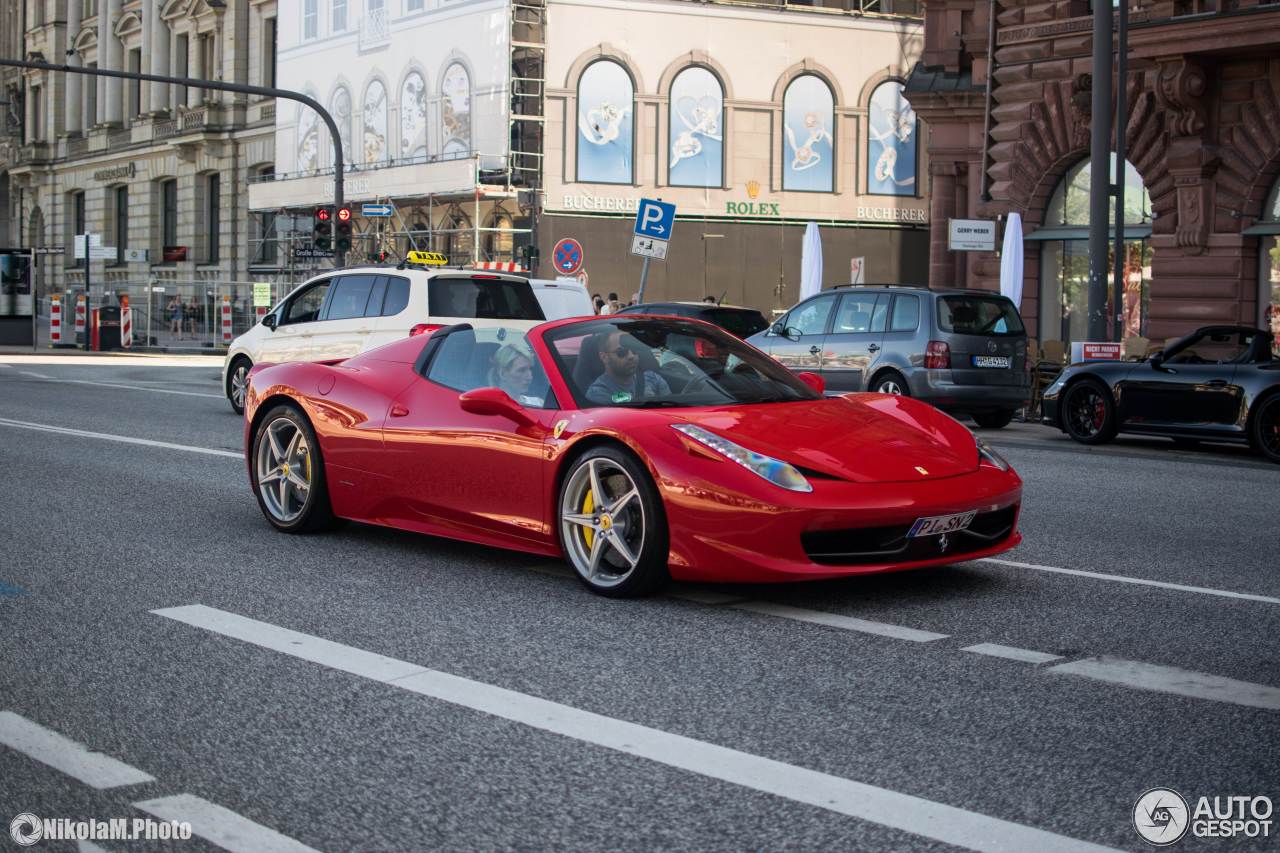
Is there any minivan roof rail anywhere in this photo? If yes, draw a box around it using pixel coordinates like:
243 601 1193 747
833 283 930 290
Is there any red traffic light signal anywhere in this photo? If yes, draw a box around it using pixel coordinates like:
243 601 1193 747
315 206 332 222
336 206 352 222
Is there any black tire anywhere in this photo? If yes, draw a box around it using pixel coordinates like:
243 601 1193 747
872 370 909 396
973 410 1016 429
1251 393 1280 464
1060 378 1118 445
250 403 338 533
558 445 670 598
226 356 252 415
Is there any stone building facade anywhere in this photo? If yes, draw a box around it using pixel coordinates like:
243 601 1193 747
906 0 1280 348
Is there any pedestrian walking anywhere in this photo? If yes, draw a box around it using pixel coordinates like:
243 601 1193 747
592 293 605 314
168 295 184 339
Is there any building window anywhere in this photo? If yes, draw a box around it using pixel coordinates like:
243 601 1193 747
866 80 917 197
205 174 220 263
82 0 98 17
128 49 142 118
161 179 178 250
333 0 348 31
782 74 834 193
441 63 471 156
362 80 387 164
1035 158 1152 351
85 62 98 125
369 0 385 12
408 0 425 9
668 66 724 189
253 167 278 266
303 0 318 39
177 35 189 104
264 17 277 87
73 191 85 238
329 87 352 166
576 60 633 184
114 186 128 264
400 72 427 160
1257 178 1280 347
484 212 514 262
28 85 39 142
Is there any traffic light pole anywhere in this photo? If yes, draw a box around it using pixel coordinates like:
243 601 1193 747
0 58 348 267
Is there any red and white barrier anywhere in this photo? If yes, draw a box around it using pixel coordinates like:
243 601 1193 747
221 295 233 345
50 295 62 344
74 295 87 336
472 262 527 273
120 294 132 349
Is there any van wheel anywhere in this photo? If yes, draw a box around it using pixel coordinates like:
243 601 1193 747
227 356 252 415
873 371 909 396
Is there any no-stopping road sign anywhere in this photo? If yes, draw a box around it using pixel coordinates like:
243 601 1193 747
553 238 585 275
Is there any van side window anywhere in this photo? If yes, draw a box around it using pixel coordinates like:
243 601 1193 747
382 276 410 316
889 295 920 332
282 280 331 325
325 275 378 321
363 277 387 318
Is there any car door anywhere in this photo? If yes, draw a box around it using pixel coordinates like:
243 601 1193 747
1118 330 1249 429
259 278 332 363
822 292 888 393
768 294 837 375
380 326 559 545
308 273 382 361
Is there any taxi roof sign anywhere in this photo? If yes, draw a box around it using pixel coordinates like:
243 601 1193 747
405 251 449 266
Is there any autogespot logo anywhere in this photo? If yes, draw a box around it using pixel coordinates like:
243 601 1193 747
9 813 43 846
1134 788 1191 846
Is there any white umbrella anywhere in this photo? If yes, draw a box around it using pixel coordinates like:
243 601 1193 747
999 212 1024 310
800 221 823 300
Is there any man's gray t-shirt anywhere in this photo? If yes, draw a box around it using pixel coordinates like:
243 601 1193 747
586 371 671 405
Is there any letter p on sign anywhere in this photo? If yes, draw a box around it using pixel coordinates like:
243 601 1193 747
634 199 676 240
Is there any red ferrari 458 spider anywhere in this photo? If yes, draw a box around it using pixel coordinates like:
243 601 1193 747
244 315 1022 596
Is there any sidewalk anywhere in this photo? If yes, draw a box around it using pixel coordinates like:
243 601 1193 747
0 346 225 365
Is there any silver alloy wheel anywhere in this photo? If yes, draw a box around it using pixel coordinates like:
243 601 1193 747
230 362 249 410
560 457 645 589
877 378 903 395
255 416 313 523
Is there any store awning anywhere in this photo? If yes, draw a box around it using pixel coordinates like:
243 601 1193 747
1024 224 1152 241
1241 221 1280 236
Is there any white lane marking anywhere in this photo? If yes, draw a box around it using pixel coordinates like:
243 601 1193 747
979 557 1280 606
77 841 110 853
732 601 949 642
134 794 320 853
150 607 1114 853
0 363 12 368
961 643 1063 665
0 711 156 789
0 417 241 459
1047 657 1280 711
4 371 222 399
18 370 52 379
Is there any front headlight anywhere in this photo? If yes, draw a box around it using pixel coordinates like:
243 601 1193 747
976 436 1010 471
672 424 812 492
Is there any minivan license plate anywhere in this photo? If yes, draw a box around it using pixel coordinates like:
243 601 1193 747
972 355 1010 368
908 510 977 538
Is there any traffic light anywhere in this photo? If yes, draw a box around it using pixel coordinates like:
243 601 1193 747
313 206 332 251
520 243 540 271
335 206 353 254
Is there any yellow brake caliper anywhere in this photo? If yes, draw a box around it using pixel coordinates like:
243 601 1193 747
581 489 595 549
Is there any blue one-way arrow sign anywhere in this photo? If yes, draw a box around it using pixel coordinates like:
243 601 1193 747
634 198 676 240
362 203 394 218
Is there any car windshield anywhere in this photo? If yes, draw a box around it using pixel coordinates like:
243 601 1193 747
937 295 1025 336
1164 329 1266 365
546 318 821 408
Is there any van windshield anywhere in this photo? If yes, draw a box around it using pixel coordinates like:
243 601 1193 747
937 296 1025 336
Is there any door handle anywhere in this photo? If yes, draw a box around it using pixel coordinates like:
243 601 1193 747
868 343 880 353
390 404 410 417
809 345 821 355
1207 379 1228 387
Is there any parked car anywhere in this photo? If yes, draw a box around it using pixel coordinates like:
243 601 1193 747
1041 325 1280 462
243 315 1022 597
222 259 545 414
529 278 595 320
614 301 770 339
747 285 1031 428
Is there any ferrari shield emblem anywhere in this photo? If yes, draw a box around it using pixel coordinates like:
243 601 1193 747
553 419 568 439
915 466 929 476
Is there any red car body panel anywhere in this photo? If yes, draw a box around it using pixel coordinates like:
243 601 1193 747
245 317 1023 583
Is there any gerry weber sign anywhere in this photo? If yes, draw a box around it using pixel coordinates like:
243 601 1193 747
948 218 997 251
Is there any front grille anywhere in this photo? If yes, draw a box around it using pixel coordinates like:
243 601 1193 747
801 504 1018 566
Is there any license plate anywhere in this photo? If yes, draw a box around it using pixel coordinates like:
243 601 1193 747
908 510 977 538
972 355 1010 368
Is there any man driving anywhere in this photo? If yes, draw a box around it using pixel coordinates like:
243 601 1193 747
586 329 671 405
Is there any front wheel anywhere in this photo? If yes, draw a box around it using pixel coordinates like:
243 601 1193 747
559 446 669 597
1252 394 1280 464
251 404 337 533
1061 379 1117 445
973 410 1015 429
227 356 252 415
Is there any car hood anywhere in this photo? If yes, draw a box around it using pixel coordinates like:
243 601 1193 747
666 394 979 483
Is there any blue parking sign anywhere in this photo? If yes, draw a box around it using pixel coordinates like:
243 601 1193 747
633 199 676 240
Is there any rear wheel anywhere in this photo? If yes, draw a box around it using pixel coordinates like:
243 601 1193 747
251 404 337 533
559 446 669 597
1251 394 1280 464
227 356 251 415
1061 379 1117 445
973 410 1015 429
872 370 909 396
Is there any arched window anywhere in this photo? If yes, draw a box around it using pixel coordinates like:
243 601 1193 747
400 72 428 160
782 74 834 192
1257 178 1280 342
484 211 515 262
866 81 917 197
576 60 633 184
1036 158 1152 349
362 80 388 164
297 102 320 171
441 63 471 156
329 87 352 166
668 67 723 188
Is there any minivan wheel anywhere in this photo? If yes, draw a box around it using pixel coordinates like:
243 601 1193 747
873 371 909 396
227 356 252 415
973 410 1015 429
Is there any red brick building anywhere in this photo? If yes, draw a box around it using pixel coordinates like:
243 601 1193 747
905 0 1280 350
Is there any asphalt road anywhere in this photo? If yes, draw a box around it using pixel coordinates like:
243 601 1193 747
0 354 1276 853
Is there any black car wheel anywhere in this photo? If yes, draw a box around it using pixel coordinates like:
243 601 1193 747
973 410 1015 429
227 356 251 415
873 371 909 396
1061 379 1117 445
1252 394 1280 464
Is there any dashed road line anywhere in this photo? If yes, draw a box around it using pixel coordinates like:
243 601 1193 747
732 600 949 642
0 417 240 459
978 557 1280 606
961 643 1062 665
134 794 321 853
1047 657 1280 711
0 711 155 789
3 370 223 398
18 370 52 379
0 581 26 596
154 604 1116 853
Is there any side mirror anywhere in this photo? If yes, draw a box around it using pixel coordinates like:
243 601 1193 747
797 371 825 395
783 326 802 341
262 313 277 331
458 387 536 427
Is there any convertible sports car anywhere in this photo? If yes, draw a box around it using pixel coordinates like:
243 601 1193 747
1041 325 1280 463
243 316 1023 596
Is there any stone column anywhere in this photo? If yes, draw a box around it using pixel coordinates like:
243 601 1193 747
188 32 203 108
99 0 123 125
928 162 958 290
139 0 152 114
150 2 171 113
65 0 83 135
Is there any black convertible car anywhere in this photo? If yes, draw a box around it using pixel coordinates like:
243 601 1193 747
1041 325 1280 463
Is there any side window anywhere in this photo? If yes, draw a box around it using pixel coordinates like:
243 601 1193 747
425 327 553 407
832 293 879 334
382 276 410 316
282 280 331 325
788 295 836 336
363 276 387 317
325 274 378 321
870 294 889 332
889 294 920 332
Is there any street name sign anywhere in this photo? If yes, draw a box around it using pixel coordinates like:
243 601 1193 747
294 247 335 260
948 219 997 252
